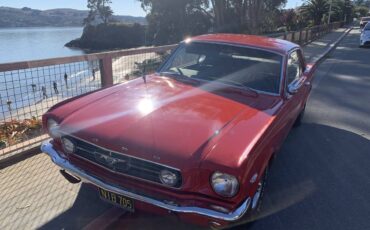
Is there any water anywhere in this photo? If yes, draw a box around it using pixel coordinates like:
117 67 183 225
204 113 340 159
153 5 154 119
0 27 85 63
0 27 101 121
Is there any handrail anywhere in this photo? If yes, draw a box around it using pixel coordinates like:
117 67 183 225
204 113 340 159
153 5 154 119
0 44 177 72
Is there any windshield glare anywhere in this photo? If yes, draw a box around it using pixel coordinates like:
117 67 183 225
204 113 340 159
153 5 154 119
160 42 283 94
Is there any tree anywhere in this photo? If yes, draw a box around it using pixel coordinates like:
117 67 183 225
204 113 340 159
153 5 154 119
138 0 287 44
208 0 287 33
355 5 370 17
281 9 299 31
139 0 211 45
301 0 330 25
84 0 113 25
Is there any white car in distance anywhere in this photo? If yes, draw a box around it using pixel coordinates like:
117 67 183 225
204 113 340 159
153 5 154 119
360 23 370 47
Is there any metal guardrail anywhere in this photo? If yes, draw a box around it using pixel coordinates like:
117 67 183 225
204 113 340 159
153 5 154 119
0 22 343 157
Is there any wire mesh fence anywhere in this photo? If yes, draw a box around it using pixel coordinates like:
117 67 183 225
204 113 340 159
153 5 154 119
112 48 172 84
0 22 343 158
0 60 102 157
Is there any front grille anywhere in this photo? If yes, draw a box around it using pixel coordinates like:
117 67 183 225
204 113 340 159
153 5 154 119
66 136 182 188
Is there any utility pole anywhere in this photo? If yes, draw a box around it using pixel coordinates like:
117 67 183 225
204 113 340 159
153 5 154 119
328 0 333 24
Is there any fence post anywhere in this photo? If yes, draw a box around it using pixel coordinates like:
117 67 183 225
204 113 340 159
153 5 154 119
299 30 303 44
305 28 309 43
291 32 295 42
99 57 113 87
283 32 287 40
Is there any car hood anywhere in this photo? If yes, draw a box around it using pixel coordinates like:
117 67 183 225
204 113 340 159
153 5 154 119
52 74 279 170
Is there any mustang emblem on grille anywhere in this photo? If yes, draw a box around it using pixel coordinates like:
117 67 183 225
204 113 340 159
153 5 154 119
94 152 130 171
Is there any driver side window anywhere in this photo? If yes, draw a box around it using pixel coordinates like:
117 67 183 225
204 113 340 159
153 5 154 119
286 51 302 86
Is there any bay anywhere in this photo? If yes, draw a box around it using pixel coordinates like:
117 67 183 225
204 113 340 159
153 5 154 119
0 27 85 64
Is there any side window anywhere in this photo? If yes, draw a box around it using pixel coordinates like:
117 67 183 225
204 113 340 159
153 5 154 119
286 51 302 86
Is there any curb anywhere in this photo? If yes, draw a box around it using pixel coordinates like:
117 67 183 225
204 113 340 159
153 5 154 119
0 146 41 169
311 27 353 65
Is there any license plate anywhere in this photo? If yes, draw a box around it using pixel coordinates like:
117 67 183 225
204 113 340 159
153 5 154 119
98 187 135 212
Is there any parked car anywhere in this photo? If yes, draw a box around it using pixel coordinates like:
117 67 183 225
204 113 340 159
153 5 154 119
41 34 315 228
360 16 370 29
360 23 370 47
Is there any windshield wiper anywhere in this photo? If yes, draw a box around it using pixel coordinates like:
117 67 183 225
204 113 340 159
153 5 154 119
216 79 259 96
159 71 200 85
159 71 182 77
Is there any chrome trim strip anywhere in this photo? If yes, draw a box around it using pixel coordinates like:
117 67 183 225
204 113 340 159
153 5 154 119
41 140 251 222
63 133 181 172
71 153 182 190
69 135 183 189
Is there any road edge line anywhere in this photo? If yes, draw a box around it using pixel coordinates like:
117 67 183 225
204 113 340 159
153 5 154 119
312 27 353 65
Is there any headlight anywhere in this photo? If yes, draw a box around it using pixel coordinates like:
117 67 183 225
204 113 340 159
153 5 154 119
61 137 75 154
159 170 178 187
47 118 61 138
211 172 239 197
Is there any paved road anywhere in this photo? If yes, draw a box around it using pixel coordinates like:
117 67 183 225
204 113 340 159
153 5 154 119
108 29 370 230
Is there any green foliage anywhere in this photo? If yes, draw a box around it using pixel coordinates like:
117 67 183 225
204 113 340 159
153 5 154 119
301 0 354 25
138 0 287 45
84 0 113 25
354 0 370 7
301 0 330 25
355 5 370 17
281 9 299 31
139 0 212 45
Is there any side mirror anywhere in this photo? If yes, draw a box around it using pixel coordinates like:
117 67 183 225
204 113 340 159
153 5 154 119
287 83 299 95
287 77 305 95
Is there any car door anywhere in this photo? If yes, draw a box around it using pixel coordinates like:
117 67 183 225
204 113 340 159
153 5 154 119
284 49 307 122
270 49 308 152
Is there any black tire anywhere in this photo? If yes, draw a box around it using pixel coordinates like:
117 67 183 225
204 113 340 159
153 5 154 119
294 104 306 127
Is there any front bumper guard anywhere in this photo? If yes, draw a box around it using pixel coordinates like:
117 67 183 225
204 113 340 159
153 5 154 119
41 140 251 222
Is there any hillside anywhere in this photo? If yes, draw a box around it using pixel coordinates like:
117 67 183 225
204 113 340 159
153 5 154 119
0 7 146 27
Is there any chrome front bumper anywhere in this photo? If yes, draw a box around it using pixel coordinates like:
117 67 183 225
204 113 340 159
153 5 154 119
41 140 251 222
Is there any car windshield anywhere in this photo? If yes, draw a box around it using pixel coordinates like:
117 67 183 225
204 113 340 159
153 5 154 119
160 42 283 94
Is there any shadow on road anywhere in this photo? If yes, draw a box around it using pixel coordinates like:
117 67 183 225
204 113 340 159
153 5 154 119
38 184 112 230
235 123 370 230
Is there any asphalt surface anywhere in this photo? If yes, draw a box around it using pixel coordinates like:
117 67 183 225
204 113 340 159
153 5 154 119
107 29 370 230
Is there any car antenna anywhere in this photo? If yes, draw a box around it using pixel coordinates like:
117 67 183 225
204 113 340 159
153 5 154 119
142 65 147 84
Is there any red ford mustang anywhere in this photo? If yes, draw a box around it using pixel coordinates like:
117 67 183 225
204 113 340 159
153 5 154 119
41 34 315 228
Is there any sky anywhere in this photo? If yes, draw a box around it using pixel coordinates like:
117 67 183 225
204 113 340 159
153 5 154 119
0 0 304 17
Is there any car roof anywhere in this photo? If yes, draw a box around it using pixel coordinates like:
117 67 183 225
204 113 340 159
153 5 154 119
361 17 370 20
191 34 299 55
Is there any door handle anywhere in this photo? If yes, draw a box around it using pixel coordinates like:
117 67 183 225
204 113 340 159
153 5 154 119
304 81 311 86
